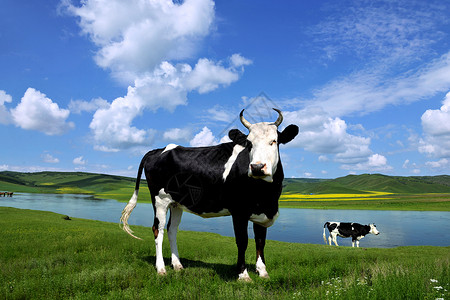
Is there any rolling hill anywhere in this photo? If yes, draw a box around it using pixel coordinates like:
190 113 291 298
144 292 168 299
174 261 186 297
1 171 450 201
283 173 450 194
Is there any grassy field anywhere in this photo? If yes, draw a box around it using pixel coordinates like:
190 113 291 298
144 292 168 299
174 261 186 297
1 207 449 299
1 171 450 210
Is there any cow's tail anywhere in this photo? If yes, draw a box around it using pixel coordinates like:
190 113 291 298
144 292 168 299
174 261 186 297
323 222 329 245
120 156 146 240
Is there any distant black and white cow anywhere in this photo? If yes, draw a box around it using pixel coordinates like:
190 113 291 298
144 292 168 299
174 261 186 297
120 109 298 281
323 222 380 247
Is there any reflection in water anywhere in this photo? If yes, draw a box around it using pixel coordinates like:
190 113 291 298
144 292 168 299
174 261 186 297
1 193 449 248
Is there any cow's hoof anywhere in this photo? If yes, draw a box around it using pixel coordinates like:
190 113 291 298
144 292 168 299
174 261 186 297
258 272 270 279
173 264 184 271
238 269 252 282
157 269 167 276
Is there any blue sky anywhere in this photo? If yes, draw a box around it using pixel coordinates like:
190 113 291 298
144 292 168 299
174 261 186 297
1 0 450 179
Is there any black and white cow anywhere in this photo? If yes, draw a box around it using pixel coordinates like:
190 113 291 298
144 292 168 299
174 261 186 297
323 222 380 247
120 109 298 281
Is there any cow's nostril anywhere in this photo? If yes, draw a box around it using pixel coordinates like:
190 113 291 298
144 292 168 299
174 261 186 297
251 163 266 176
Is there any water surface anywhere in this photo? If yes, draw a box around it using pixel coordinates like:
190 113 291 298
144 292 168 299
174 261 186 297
1 193 448 248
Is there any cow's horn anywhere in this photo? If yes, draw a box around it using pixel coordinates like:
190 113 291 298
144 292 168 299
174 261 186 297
240 109 252 129
273 108 283 127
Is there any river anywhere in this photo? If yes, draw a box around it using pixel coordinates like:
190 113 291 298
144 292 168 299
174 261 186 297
1 193 448 248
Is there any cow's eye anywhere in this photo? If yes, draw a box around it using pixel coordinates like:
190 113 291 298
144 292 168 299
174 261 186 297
270 140 277 146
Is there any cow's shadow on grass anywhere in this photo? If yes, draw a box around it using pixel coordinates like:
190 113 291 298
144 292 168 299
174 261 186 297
141 255 237 281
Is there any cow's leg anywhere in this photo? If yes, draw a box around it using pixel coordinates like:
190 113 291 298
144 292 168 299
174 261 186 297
232 215 251 281
328 235 332 246
356 240 360 247
253 223 269 278
331 233 339 246
351 239 355 247
152 189 173 275
167 206 183 271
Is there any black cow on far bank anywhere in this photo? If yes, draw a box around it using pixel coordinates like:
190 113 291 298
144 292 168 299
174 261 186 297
121 108 298 281
323 222 380 247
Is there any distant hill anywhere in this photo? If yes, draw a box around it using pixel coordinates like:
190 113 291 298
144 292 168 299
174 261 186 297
283 174 450 194
0 171 138 201
1 171 450 200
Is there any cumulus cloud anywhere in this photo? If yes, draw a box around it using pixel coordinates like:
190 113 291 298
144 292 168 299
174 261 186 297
89 57 246 151
63 0 215 82
10 88 74 135
42 153 60 164
419 92 450 158
0 90 13 125
73 156 86 165
190 126 218 147
163 128 192 143
69 97 109 114
63 0 250 151
284 106 391 171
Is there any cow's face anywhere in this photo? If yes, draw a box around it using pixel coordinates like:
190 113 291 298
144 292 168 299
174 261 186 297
233 109 299 183
369 224 380 235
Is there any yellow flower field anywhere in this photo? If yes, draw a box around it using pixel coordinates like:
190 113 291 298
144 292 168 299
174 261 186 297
280 191 395 202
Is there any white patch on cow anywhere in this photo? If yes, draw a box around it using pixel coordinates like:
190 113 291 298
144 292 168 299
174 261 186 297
256 256 269 278
222 144 245 181
167 206 183 271
246 123 279 182
177 204 230 218
238 268 252 282
250 211 279 228
154 189 175 275
162 143 178 154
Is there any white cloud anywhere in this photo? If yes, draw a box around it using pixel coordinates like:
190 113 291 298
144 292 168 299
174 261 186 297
309 0 445 64
304 52 450 117
341 154 392 172
206 105 234 123
10 88 74 135
190 126 218 147
69 97 109 114
0 90 12 125
90 57 247 151
284 106 393 172
163 128 191 143
64 0 250 151
73 156 86 165
63 0 215 82
419 92 450 158
42 153 60 164
425 158 449 169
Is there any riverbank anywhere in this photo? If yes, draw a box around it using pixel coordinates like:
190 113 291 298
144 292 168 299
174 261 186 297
1 207 448 299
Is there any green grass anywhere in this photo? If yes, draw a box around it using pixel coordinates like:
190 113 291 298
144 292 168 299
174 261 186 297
1 207 449 299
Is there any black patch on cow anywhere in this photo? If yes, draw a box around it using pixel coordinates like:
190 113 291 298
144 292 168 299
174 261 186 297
278 125 299 144
228 129 248 147
166 173 203 208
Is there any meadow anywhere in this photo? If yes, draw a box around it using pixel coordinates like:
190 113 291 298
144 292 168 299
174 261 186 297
1 207 449 299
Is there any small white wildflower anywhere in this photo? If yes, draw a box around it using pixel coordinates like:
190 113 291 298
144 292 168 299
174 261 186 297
433 286 443 290
430 279 438 283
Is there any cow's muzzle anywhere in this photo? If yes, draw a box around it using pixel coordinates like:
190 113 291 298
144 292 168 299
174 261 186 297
250 163 266 177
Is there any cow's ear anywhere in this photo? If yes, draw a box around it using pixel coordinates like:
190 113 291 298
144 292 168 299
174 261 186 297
228 129 247 145
278 125 299 144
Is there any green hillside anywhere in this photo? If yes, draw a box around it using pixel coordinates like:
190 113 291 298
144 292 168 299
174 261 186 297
1 171 450 202
0 171 141 201
283 173 450 194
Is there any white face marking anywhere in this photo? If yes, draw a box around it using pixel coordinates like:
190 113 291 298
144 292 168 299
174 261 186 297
222 144 245 181
369 224 380 235
246 123 279 182
250 212 279 228
162 143 178 154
